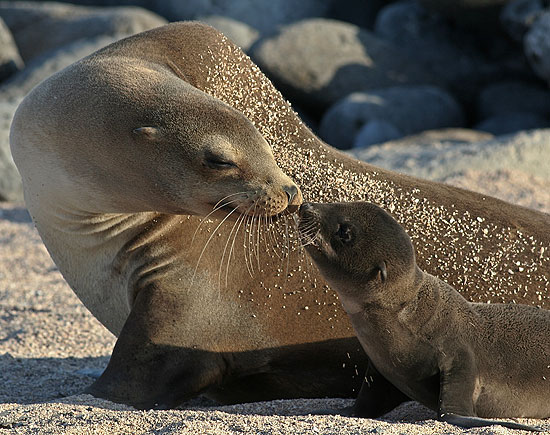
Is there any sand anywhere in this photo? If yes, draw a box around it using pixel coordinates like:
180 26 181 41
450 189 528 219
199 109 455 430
1 169 549 434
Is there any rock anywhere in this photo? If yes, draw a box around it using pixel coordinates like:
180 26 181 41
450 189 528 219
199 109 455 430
352 120 402 148
475 111 550 135
292 105 318 133
326 0 389 29
0 98 23 201
0 34 123 101
198 16 259 52
500 0 548 42
525 12 550 84
251 19 437 112
348 128 550 184
0 1 167 62
418 0 514 29
477 80 550 120
153 0 331 34
374 1 507 101
319 86 464 149
0 17 23 82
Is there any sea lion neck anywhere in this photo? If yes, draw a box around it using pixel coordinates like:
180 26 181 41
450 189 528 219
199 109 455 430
397 271 445 331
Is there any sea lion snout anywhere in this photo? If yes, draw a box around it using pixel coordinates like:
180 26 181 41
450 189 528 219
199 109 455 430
284 184 302 213
298 202 316 216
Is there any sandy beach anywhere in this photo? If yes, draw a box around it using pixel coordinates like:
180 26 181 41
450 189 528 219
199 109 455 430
1 167 549 434
1 1 550 432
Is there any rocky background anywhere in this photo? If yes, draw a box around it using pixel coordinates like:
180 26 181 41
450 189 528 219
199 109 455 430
1 1 550 434
1 0 550 202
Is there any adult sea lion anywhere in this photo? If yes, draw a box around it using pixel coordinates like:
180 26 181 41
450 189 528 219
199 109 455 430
9 22 550 410
298 201 548 432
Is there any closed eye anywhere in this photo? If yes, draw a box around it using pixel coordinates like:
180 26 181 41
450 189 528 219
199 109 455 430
204 153 237 170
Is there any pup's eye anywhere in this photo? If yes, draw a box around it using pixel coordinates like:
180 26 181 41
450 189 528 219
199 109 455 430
336 223 353 243
205 156 236 169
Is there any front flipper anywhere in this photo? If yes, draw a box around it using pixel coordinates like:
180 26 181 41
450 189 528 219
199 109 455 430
352 362 410 418
86 284 227 409
438 350 542 432
441 413 543 432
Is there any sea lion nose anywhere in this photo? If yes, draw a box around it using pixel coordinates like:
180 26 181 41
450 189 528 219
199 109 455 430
284 185 302 213
284 185 298 203
298 202 314 216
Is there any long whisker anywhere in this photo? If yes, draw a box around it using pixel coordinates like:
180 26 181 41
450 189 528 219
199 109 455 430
263 213 269 256
256 211 262 270
190 206 239 287
299 227 321 247
243 204 256 277
191 194 246 244
226 210 248 286
284 215 291 278
248 203 258 272
218 207 245 290
267 215 281 259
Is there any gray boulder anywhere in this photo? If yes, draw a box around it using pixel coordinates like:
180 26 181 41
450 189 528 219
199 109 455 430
0 1 167 62
0 34 126 202
251 19 437 111
352 120 402 148
154 0 330 34
348 128 550 183
0 17 23 82
525 12 550 84
319 86 464 149
374 1 507 101
0 34 126 100
477 80 550 120
0 98 23 201
198 16 259 52
500 0 548 42
475 111 550 135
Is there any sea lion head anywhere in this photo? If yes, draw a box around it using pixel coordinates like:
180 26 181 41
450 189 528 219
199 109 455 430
12 58 302 219
297 201 418 311
125 79 303 219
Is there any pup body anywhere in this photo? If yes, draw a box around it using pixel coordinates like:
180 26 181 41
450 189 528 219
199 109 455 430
299 202 549 431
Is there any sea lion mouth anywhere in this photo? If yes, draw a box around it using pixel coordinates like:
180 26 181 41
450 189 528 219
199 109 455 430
207 201 298 222
297 203 322 247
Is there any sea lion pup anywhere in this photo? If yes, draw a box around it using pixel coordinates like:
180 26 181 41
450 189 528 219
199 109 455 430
9 22 550 410
298 201 549 431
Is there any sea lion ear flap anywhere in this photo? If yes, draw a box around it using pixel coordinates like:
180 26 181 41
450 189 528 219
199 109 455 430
377 261 387 283
132 126 161 140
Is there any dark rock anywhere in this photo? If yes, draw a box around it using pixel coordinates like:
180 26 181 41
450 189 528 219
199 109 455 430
198 16 259 52
475 111 550 135
352 120 402 148
251 19 437 112
319 86 464 149
326 0 390 29
477 80 550 120
375 1 530 104
500 0 549 42
418 0 514 29
0 17 23 82
0 1 167 62
525 12 550 84
292 105 318 133
153 0 331 34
